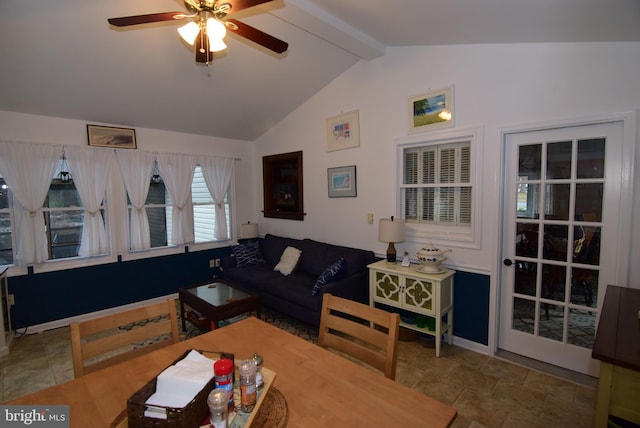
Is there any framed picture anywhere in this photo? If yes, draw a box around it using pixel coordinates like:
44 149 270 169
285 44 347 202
87 124 137 149
327 165 357 198
408 85 454 133
326 110 360 152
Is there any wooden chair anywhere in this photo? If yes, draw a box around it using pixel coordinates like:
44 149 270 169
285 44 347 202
318 293 400 380
70 298 180 378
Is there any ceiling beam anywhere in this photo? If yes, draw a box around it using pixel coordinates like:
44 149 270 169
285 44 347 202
266 0 385 60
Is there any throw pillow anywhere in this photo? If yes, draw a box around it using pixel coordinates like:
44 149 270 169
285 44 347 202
231 242 265 267
274 246 302 276
311 257 345 296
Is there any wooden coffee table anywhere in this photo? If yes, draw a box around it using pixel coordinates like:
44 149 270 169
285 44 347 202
179 280 260 331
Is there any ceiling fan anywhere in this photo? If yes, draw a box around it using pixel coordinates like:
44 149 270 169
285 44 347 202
107 0 288 65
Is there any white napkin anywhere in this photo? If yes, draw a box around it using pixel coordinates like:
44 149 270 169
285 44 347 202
144 350 215 419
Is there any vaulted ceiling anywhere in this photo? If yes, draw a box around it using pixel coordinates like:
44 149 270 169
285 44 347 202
1 0 639 141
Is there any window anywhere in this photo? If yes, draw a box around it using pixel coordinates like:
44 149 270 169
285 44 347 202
402 141 471 226
0 143 237 267
0 154 110 266
126 163 169 250
0 178 13 265
192 166 231 243
43 179 86 259
146 176 169 249
396 127 480 246
131 164 232 250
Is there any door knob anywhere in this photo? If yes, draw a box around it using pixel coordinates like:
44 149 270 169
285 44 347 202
503 259 513 266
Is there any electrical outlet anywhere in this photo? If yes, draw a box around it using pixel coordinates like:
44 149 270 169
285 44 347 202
209 259 216 268
367 213 374 224
215 259 221 267
8 294 14 306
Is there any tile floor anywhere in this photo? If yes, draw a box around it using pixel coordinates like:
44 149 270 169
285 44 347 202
1 318 598 428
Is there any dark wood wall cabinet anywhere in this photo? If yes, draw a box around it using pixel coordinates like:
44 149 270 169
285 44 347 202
262 151 305 220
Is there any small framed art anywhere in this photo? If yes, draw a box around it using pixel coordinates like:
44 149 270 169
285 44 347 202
327 165 357 198
408 85 454 133
326 110 360 152
87 124 137 149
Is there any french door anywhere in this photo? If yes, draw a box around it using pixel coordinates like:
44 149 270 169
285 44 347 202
499 121 625 376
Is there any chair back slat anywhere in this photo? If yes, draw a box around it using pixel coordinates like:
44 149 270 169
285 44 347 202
318 293 400 380
70 298 179 378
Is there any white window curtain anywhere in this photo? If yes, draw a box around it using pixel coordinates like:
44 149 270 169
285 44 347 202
65 146 114 257
115 150 156 251
200 156 235 240
156 152 197 245
0 141 61 265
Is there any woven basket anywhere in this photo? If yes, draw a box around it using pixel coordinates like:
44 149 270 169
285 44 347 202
127 349 230 428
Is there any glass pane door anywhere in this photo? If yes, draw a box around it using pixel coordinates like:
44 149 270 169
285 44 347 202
500 122 623 376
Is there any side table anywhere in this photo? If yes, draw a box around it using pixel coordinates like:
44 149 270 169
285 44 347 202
368 260 454 357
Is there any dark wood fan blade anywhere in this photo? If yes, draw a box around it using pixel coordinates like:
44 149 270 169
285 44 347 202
107 12 185 27
195 31 214 64
226 19 288 54
225 0 272 13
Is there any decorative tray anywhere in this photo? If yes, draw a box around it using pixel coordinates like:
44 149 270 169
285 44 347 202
114 350 276 428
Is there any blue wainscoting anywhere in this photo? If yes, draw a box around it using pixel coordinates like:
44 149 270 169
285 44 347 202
8 247 231 330
8 247 492 349
453 270 490 345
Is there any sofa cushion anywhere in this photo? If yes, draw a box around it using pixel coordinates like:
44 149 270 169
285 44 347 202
262 234 303 266
231 242 265 267
263 272 322 312
311 257 345 296
223 264 280 293
298 239 329 276
274 246 302 276
326 245 374 277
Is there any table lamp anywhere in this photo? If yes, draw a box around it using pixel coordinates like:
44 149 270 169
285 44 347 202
379 216 406 263
241 222 259 242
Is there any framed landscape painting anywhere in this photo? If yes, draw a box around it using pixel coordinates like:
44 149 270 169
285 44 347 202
327 165 357 198
87 124 137 149
408 86 454 133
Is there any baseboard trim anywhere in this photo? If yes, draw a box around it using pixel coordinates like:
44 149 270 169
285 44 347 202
452 335 490 355
16 293 179 335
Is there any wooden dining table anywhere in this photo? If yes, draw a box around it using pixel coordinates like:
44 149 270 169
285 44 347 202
6 317 457 427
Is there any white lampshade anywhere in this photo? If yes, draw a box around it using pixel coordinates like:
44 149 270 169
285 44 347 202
208 37 227 52
206 18 227 40
379 217 405 263
206 18 227 52
378 217 406 243
241 222 259 240
178 21 200 45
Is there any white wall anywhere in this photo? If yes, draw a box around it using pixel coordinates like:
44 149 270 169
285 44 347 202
0 111 258 239
255 42 640 284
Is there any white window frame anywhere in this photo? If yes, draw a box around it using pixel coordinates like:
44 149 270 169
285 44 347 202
394 126 483 248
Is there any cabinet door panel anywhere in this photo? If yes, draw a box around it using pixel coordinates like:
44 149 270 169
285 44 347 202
405 278 434 313
374 271 401 303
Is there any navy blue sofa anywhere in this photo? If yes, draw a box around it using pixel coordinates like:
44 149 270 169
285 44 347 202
221 234 375 326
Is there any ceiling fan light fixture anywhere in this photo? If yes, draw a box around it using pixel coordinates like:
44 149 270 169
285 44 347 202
206 17 227 40
208 37 227 52
178 21 200 45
